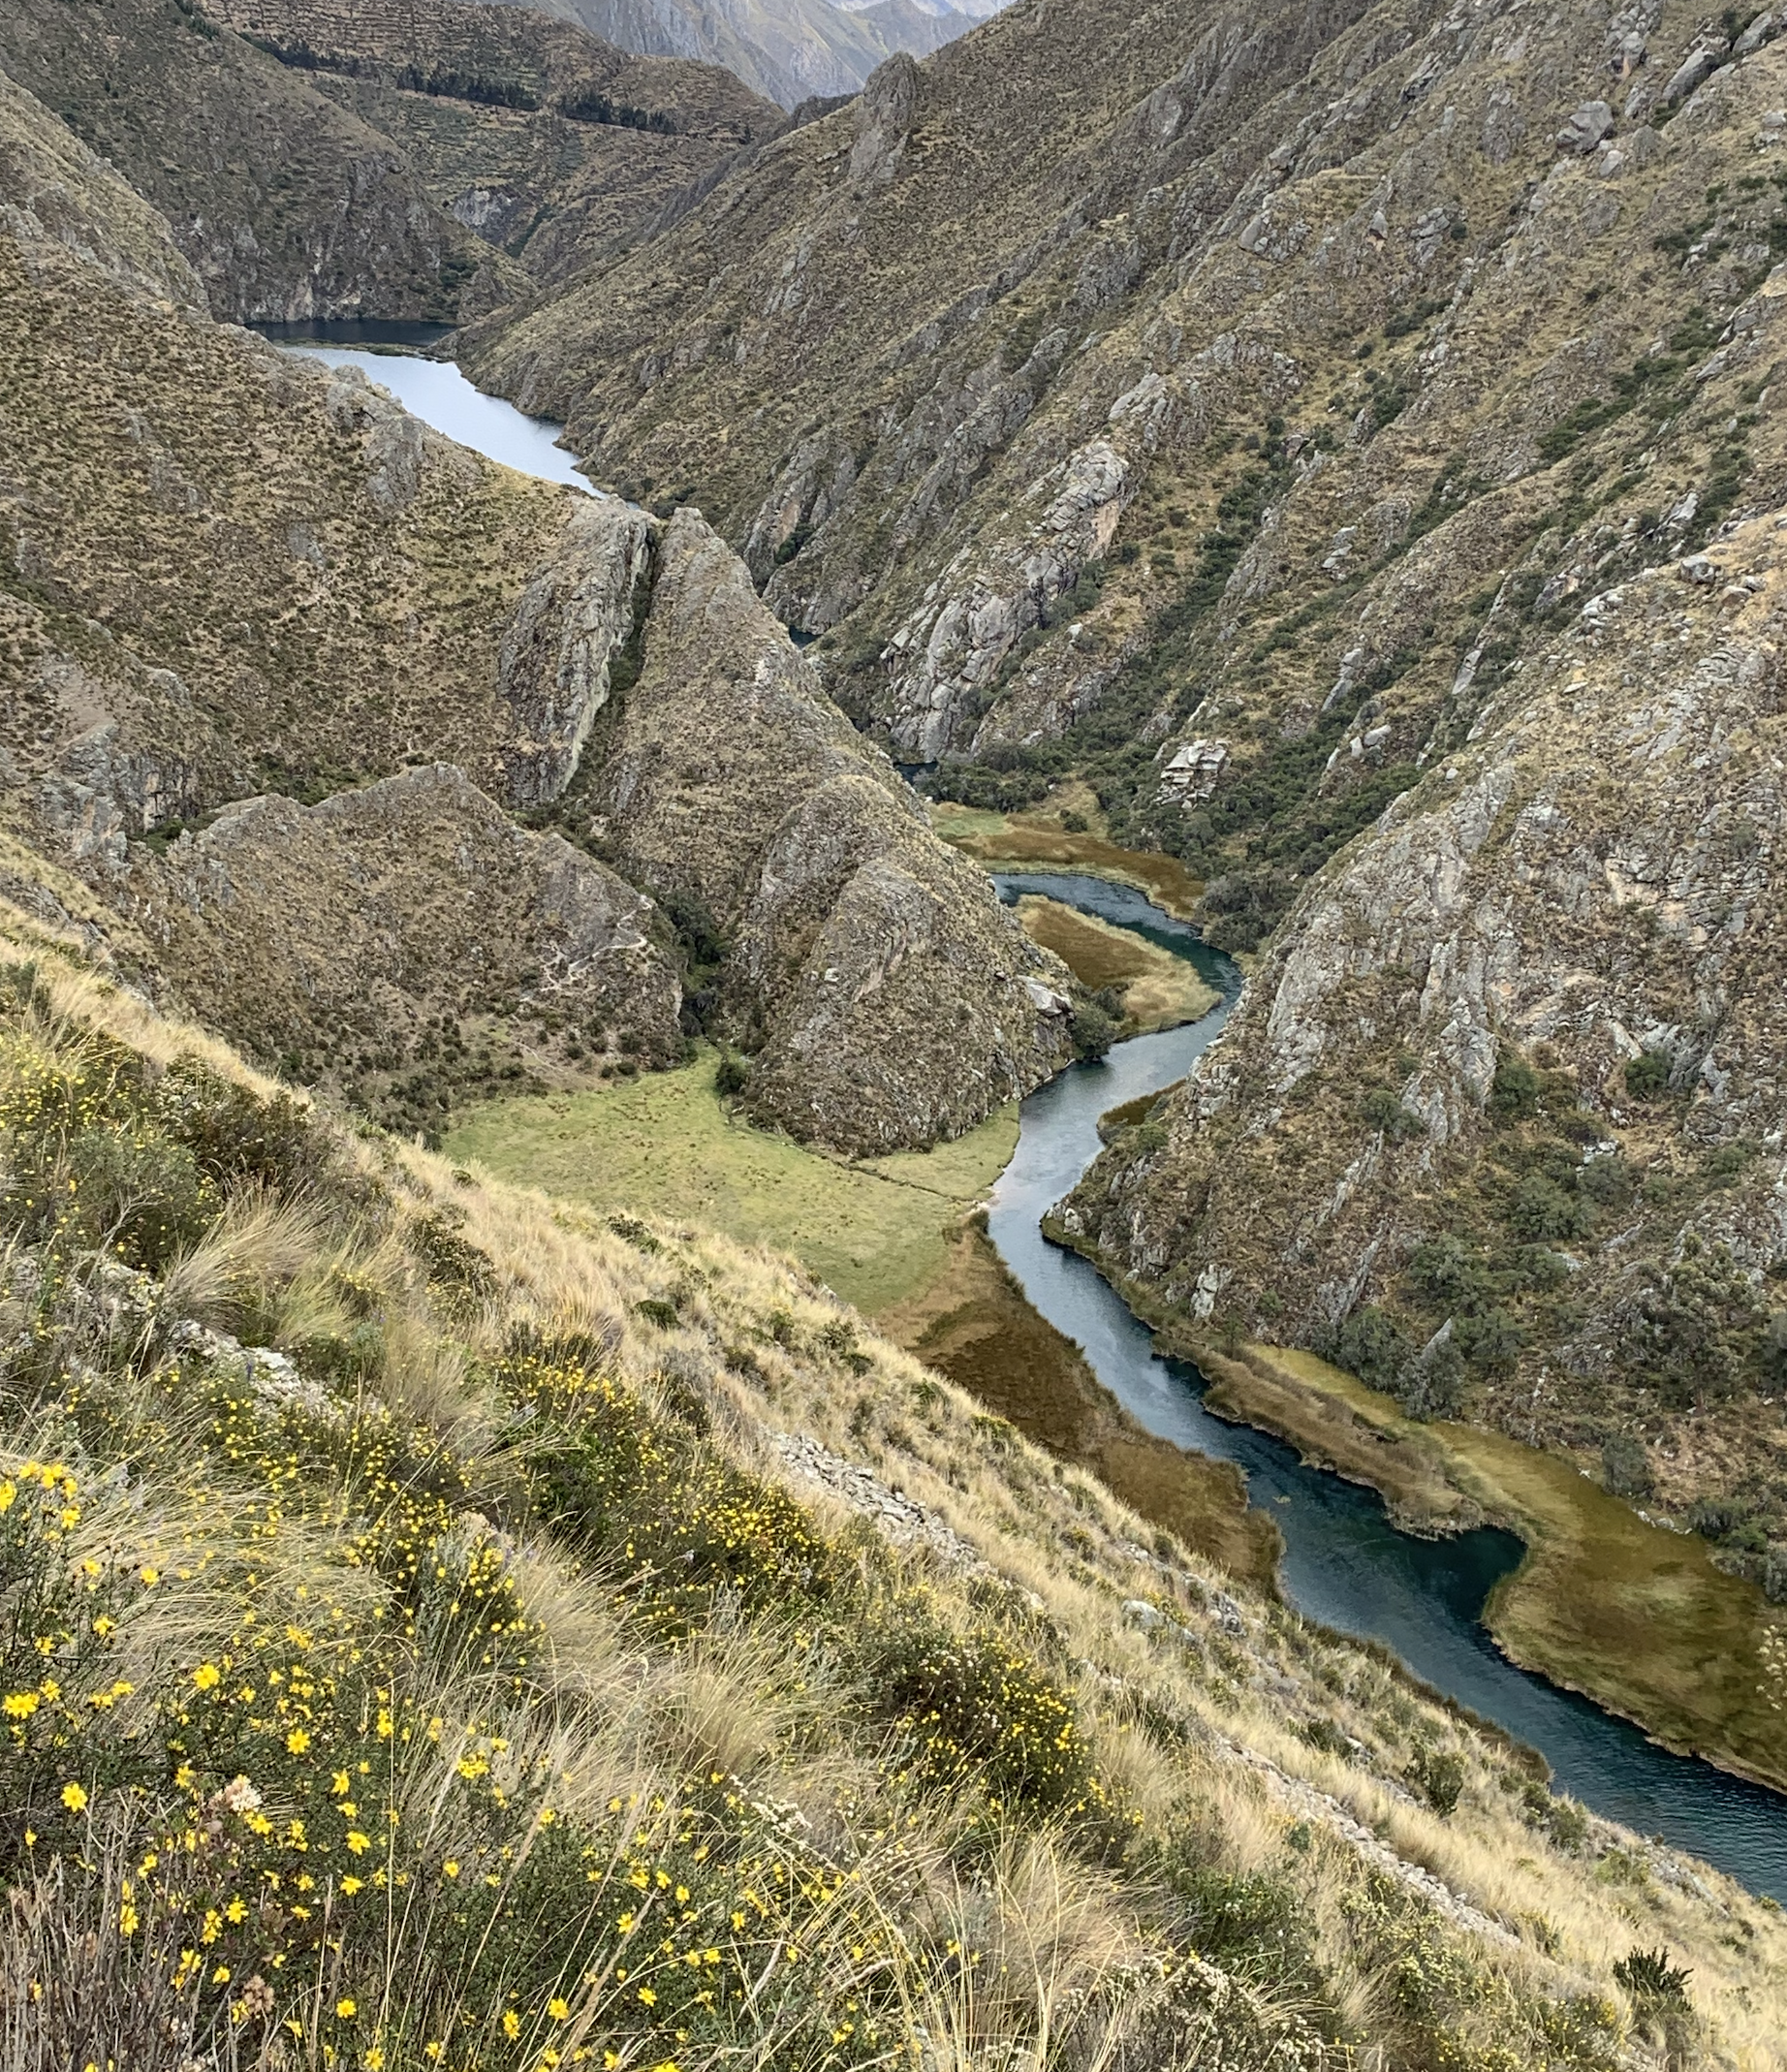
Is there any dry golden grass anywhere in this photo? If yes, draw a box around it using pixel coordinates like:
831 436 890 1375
5 892 1786 2065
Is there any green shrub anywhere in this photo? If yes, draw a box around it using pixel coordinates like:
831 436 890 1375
1489 1053 1540 1120
1453 1306 1523 1374
1624 1050 1674 1102
865 1617 1110 1820
1505 1174 1592 1241
1613 1946 1692 2003
1601 1430 1652 1498
1361 1085 1424 1141
1071 998 1121 1061
1329 1305 1410 1394
1406 1744 1465 1816
1406 1234 1492 1312
714 1050 751 1096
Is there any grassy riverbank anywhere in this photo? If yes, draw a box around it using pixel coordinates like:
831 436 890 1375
878 1220 1278 1589
1201 1344 1787 1796
930 791 1204 918
443 1047 1017 1316
1014 895 1218 1031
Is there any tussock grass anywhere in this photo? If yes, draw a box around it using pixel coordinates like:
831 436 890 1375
0 902 1783 2067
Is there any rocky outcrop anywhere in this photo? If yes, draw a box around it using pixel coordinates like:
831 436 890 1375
580 507 1077 1149
514 0 983 111
129 763 680 1076
879 437 1131 759
497 500 653 805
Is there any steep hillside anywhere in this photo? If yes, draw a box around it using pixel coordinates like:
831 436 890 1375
492 0 984 109
0 0 511 320
0 64 1069 1151
213 0 778 283
457 0 1787 1591
2 888 1784 2070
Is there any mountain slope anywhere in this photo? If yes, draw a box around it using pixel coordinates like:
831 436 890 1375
213 0 779 284
0 63 1069 1150
1 867 1784 2071
457 0 1787 1590
0 0 514 320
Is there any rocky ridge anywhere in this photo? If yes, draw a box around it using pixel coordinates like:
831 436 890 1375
495 0 987 110
0 66 1068 1151
212 0 779 285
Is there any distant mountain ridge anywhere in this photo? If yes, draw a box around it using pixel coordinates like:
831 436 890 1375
486 0 994 108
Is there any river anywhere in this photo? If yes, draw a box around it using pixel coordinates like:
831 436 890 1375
261 340 1787 1899
990 870 1787 1900
262 322 599 495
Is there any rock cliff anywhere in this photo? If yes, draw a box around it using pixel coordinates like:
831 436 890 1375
573 507 1076 1146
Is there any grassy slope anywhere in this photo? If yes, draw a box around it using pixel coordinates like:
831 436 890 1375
5 893 1787 2067
443 1045 1018 1315
879 1221 1278 1589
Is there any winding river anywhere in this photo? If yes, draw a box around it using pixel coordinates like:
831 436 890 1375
990 872 1787 1901
266 338 1787 1899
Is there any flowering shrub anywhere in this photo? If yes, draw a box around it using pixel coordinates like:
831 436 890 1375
865 1614 1110 1821
511 1351 842 1634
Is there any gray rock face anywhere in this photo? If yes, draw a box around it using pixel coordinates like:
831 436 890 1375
582 507 1076 1150
880 437 1132 761
1555 99 1615 153
497 499 652 805
130 762 681 1069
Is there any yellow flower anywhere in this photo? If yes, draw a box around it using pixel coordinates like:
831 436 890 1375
60 1782 87 1813
342 1877 363 1896
336 1997 358 2019
503 2011 521 2040
4 1693 39 1718
345 1832 370 1855
285 1728 310 1755
442 1860 459 1879
637 1987 656 2007
548 1997 570 2020
192 1664 221 1692
363 2051 385 2070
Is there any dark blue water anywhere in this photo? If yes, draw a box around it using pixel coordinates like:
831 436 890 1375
252 318 455 349
991 871 1787 1899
